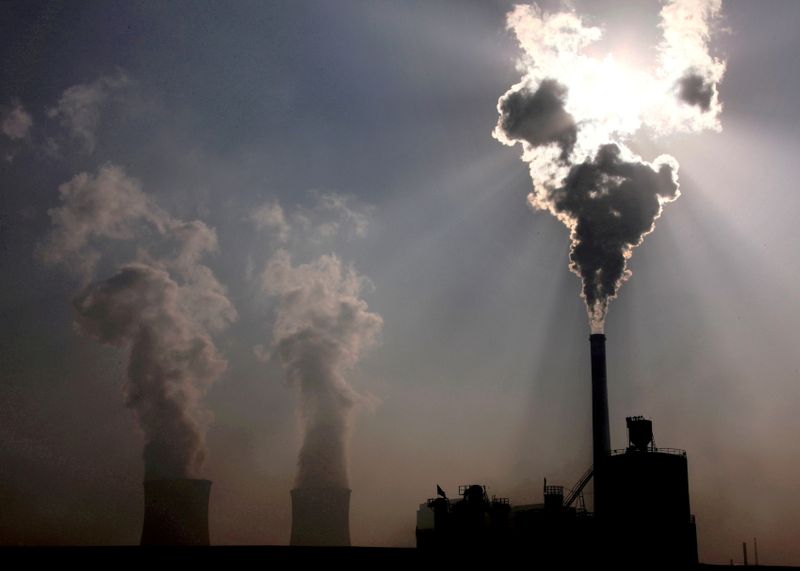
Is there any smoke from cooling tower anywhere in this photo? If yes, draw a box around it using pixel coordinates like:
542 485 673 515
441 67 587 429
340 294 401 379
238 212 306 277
261 248 382 489
40 164 236 478
494 0 725 332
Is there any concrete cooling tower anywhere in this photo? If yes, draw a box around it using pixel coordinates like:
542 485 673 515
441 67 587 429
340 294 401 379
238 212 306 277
290 487 351 547
140 479 211 546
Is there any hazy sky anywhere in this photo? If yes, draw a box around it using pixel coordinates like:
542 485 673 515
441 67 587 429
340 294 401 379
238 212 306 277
1 0 799 564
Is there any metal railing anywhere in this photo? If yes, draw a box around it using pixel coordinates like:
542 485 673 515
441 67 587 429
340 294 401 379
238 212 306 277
563 465 593 508
609 447 686 457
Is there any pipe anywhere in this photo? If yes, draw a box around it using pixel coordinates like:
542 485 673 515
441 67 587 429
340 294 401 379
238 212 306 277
140 479 211 546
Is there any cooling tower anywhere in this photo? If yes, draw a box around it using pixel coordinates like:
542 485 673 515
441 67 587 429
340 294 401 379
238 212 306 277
290 487 351 546
140 479 211 546
589 333 611 516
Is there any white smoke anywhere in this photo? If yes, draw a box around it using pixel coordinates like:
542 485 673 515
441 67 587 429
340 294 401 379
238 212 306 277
262 250 382 488
250 201 290 244
254 194 382 489
47 71 130 154
39 164 166 278
494 0 725 331
2 102 33 141
293 191 373 244
40 164 236 479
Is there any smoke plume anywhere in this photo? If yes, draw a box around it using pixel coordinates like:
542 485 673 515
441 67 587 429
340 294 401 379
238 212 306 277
494 0 725 331
261 249 382 489
40 164 236 479
47 71 130 154
2 102 33 141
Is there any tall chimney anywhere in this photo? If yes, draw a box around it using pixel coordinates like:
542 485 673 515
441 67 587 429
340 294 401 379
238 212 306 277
140 479 211 546
590 333 611 515
290 487 351 546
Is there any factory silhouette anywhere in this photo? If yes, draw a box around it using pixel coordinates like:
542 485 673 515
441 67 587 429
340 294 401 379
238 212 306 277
415 334 697 566
132 333 704 567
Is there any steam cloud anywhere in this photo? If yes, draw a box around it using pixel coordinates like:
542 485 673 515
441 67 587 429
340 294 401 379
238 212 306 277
263 251 382 488
47 71 130 153
41 164 236 479
256 196 381 489
2 102 33 140
494 0 725 331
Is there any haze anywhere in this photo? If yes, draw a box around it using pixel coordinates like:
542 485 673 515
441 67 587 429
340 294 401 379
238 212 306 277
1 1 799 565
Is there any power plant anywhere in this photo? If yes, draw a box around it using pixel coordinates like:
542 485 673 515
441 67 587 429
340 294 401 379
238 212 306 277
125 332 698 567
415 334 698 566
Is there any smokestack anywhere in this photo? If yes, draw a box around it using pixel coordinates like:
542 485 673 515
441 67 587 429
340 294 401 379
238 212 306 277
290 487 351 546
590 334 611 462
140 479 211 546
590 333 611 515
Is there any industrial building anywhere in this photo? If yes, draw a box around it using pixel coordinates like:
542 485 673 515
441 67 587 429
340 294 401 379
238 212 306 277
416 334 698 566
131 332 697 564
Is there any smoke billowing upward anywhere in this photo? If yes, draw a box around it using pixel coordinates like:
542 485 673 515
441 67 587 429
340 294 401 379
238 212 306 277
40 164 236 479
2 102 33 141
497 79 577 160
494 0 725 331
260 247 382 489
677 72 715 111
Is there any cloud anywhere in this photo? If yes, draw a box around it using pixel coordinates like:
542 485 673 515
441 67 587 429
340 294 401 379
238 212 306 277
2 103 33 140
40 163 237 478
47 71 131 153
260 249 382 489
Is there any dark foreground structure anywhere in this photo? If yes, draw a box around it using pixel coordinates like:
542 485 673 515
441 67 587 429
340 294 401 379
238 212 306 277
416 334 698 566
8 546 800 570
140 479 211 546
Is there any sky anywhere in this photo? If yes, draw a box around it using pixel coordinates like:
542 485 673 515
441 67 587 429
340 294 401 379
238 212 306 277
1 0 799 564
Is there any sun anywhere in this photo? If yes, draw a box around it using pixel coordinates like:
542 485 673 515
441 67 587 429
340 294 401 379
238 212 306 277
561 54 654 156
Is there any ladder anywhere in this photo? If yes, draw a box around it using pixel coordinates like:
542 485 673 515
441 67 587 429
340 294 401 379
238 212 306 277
563 465 593 509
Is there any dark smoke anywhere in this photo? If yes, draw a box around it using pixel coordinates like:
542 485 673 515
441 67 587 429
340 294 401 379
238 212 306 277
677 72 715 111
497 79 577 160
554 145 679 323
494 2 725 331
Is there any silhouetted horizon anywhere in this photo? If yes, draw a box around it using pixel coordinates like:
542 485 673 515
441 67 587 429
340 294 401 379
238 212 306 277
1 1 799 566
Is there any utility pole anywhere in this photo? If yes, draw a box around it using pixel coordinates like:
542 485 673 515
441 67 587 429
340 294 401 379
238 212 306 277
743 541 749 566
